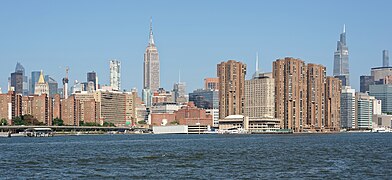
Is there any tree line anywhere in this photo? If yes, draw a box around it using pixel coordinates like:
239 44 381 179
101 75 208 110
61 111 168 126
0 115 115 127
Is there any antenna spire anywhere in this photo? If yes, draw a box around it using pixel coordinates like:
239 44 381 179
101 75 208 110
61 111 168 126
343 24 346 33
178 70 181 83
149 17 155 45
256 52 259 73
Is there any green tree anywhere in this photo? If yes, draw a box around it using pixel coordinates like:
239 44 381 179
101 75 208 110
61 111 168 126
23 115 44 125
137 120 146 124
83 122 100 126
170 120 179 125
103 121 116 127
0 118 8 126
12 116 26 125
13 115 44 126
53 118 64 126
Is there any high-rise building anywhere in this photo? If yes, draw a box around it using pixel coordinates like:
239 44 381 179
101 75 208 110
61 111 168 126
340 86 356 129
45 75 58 98
53 94 61 119
204 78 219 91
273 57 307 132
325 77 342 131
34 71 49 96
355 92 374 129
369 84 392 113
15 63 28 96
95 90 127 125
189 89 219 127
373 99 382 115
189 89 219 110
10 72 23 95
371 67 392 84
383 50 389 67
87 71 97 90
109 60 121 91
217 60 246 119
74 92 101 125
360 75 374 93
22 94 52 125
244 72 275 119
142 88 152 107
0 91 22 124
143 18 160 91
274 58 341 132
173 82 187 104
333 25 350 86
30 71 41 95
306 64 326 130
61 95 80 126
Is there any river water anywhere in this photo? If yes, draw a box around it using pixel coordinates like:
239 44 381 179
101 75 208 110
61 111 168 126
0 133 391 179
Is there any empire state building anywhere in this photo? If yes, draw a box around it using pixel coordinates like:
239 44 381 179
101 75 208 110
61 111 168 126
143 18 160 91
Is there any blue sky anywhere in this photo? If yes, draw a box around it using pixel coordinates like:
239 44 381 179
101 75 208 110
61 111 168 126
0 0 391 93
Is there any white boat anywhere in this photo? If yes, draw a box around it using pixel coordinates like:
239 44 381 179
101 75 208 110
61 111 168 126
203 130 219 134
372 127 391 133
24 128 54 137
218 127 249 134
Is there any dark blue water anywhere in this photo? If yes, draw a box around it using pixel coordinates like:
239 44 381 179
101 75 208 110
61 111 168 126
0 133 391 179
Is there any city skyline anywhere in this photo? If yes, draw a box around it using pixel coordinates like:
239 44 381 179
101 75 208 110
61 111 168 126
0 1 391 93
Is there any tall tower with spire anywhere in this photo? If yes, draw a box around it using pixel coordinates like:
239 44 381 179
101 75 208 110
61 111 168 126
34 70 49 95
252 52 261 78
143 17 160 92
173 70 188 103
333 24 350 86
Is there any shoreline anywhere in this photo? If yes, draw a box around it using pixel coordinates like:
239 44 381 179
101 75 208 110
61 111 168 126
2 130 390 138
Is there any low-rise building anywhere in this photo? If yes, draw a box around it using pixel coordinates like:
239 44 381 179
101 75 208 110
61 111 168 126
175 102 213 126
372 114 392 129
218 115 281 133
150 113 176 126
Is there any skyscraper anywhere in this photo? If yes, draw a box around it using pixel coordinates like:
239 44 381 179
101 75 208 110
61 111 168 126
189 89 219 110
34 70 49 96
325 77 341 131
30 71 41 95
360 75 374 93
217 60 246 119
355 92 374 129
204 78 219 91
383 50 389 67
333 25 350 86
369 84 392 113
109 60 121 91
275 58 341 132
244 72 275 119
142 88 152 107
15 62 28 96
45 75 59 98
306 64 326 129
143 18 160 91
340 86 356 129
10 72 23 94
87 71 97 90
173 82 187 103
273 57 307 132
